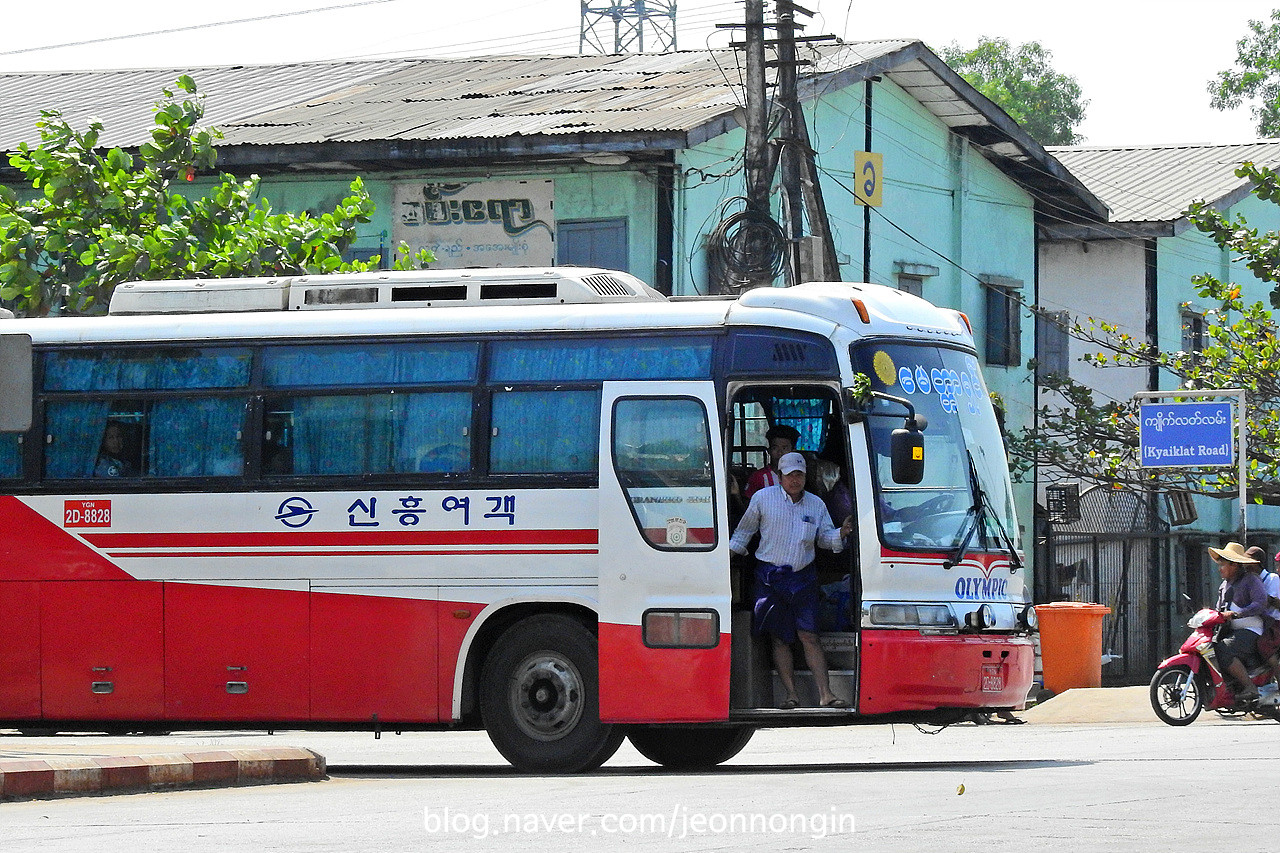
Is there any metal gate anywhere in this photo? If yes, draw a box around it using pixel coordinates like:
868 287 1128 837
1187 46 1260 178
1037 486 1173 685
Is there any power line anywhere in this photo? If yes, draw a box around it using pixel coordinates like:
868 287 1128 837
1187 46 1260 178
345 2 742 59
0 0 403 58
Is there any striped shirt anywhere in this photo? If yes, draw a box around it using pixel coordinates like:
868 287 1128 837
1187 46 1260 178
729 485 845 569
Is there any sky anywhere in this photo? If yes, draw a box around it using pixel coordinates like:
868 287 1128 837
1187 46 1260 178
0 0 1276 147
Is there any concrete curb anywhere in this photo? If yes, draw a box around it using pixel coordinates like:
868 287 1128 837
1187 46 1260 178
0 747 326 800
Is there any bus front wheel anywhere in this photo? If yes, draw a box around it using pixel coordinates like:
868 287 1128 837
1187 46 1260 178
628 725 755 769
480 614 623 773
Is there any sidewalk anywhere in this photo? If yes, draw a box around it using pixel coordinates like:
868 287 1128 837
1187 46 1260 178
1019 683 1240 725
0 735 325 801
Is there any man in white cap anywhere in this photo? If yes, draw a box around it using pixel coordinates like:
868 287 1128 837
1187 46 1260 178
730 451 854 709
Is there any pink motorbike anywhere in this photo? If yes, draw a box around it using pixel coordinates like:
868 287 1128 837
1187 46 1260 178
1150 608 1280 725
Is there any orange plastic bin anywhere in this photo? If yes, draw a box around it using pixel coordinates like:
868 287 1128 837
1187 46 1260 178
1034 602 1111 694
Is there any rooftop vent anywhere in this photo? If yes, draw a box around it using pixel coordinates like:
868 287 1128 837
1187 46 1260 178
581 273 633 297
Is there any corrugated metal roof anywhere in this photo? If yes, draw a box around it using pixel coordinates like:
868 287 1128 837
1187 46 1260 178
0 41 1105 224
0 62 409 151
0 51 765 151
1048 141 1280 225
0 43 912 152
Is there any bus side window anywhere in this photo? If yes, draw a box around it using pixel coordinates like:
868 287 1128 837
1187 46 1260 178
613 396 715 549
147 398 246 478
490 389 599 474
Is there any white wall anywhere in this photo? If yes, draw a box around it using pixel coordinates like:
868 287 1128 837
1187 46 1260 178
1038 237 1150 413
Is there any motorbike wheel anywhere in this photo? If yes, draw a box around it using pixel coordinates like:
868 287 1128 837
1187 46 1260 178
1150 664 1203 726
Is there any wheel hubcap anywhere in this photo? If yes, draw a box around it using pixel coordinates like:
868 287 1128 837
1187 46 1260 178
1158 671 1197 716
510 652 584 741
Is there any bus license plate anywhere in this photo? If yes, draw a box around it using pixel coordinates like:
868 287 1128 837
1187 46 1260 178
981 664 1004 693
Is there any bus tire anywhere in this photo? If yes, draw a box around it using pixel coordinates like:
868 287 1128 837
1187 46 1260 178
480 613 623 773
628 725 754 769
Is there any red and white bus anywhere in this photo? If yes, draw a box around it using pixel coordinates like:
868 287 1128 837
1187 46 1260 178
0 268 1034 772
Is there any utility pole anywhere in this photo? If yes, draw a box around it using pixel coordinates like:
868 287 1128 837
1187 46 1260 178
743 0 770 219
772 1 840 282
774 0 804 284
715 0 840 289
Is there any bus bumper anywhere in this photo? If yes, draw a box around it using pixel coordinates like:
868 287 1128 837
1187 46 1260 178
857 629 1034 714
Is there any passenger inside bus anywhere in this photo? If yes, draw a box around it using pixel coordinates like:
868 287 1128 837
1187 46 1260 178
744 424 800 502
809 454 851 522
94 422 135 478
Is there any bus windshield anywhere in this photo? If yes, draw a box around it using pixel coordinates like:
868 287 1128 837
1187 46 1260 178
852 342 1019 554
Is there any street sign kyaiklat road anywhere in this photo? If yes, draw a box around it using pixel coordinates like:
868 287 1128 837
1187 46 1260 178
1136 391 1247 536
1138 401 1234 468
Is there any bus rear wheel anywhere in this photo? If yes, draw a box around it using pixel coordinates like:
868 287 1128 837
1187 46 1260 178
480 614 623 773
628 725 754 769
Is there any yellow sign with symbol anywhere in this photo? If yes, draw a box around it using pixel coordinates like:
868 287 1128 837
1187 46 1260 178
854 151 883 207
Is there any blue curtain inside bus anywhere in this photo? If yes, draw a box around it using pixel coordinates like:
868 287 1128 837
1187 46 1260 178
491 390 599 473
772 398 828 451
290 392 471 475
263 342 479 387
0 434 20 478
148 398 246 477
395 393 471 473
43 349 251 391
489 338 711 382
293 397 373 475
45 401 111 478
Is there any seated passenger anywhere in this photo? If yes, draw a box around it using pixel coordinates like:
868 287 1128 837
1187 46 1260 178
94 422 134 478
810 456 852 522
744 424 800 502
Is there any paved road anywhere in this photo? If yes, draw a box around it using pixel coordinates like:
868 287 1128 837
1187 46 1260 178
2 714 1276 852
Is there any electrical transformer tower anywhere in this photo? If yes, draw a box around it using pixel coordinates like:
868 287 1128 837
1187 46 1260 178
580 1 677 54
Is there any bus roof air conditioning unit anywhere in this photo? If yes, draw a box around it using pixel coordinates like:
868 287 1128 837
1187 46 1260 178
108 268 665 315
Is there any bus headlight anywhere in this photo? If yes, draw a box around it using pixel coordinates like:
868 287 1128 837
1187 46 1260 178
867 603 956 628
1018 604 1038 632
964 604 995 631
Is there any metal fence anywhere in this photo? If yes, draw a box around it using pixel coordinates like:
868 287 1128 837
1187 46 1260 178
1036 487 1173 685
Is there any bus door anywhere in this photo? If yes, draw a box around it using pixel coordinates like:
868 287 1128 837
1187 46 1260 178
596 381 731 723
727 385 860 707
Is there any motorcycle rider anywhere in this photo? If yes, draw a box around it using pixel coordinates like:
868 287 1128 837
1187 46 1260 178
1209 542 1268 701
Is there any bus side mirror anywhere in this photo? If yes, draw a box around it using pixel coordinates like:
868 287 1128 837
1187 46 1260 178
0 334 32 433
890 422 924 484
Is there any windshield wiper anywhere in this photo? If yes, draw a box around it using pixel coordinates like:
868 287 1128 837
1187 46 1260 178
942 466 983 570
943 450 1022 571
969 448 1023 571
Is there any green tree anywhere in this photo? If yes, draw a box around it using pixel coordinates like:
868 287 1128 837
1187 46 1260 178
939 37 1088 146
1210 10 1280 138
0 76 427 317
1012 162 1280 501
